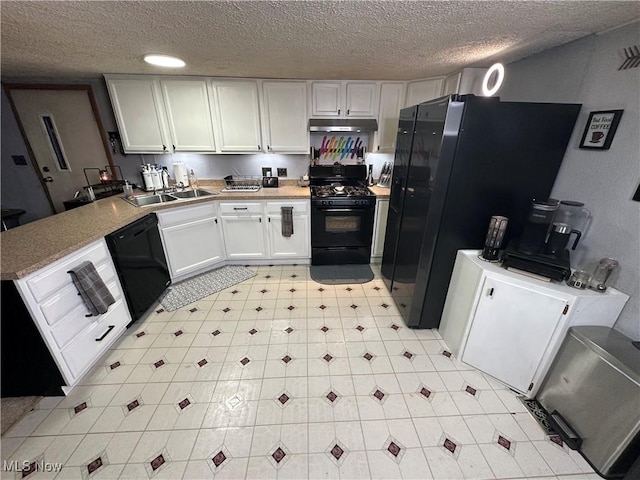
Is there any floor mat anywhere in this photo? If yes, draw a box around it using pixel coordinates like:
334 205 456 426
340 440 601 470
310 264 375 285
160 265 256 311
519 397 557 435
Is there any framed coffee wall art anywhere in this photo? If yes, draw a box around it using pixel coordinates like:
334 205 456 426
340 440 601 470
579 109 624 150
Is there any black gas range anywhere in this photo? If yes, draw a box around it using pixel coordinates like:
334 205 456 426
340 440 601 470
309 165 376 265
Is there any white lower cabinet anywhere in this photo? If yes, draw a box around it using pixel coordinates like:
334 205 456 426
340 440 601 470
219 202 267 259
372 198 389 258
156 203 224 281
14 239 131 391
266 201 310 258
439 250 629 396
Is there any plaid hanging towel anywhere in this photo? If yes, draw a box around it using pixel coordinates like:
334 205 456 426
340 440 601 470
68 261 116 316
281 206 294 237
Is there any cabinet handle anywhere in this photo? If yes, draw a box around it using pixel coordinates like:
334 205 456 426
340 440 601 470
377 145 380 151
268 217 271 222
347 109 350 115
172 144 176 151
259 217 262 223
214 218 218 224
338 109 341 115
95 325 115 342
162 144 167 152
267 145 271 151
488 287 494 297
233 207 248 210
258 145 261 150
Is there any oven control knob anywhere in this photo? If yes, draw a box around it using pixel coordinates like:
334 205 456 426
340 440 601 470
329 201 333 205
321 201 326 206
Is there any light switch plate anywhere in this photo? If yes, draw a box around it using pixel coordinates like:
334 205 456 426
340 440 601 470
277 168 287 177
262 167 272 177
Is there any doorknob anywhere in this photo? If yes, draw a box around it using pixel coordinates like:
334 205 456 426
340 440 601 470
42 176 53 182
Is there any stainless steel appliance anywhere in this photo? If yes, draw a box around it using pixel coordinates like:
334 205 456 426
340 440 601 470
105 213 170 325
381 94 581 328
537 326 640 478
310 165 376 265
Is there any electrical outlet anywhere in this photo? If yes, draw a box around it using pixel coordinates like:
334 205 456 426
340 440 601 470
262 167 272 177
277 168 287 177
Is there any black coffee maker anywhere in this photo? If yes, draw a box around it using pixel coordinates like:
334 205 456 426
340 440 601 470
502 199 574 280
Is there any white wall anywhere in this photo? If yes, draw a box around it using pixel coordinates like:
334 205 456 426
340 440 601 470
499 23 640 339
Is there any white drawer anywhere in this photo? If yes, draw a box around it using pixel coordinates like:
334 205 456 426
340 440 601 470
156 202 217 228
26 240 111 303
219 202 263 215
39 261 117 327
61 299 129 378
49 281 121 349
266 201 309 215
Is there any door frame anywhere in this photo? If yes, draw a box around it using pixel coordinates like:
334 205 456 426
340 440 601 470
3 83 116 212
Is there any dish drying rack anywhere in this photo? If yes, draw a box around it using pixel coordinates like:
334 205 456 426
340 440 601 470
221 175 262 192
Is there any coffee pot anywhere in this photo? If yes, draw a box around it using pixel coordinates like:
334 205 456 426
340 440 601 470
554 201 591 241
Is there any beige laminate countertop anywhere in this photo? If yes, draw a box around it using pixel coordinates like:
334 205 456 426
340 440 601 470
368 185 391 198
1 184 310 280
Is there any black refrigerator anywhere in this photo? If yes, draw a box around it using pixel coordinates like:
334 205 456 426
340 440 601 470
381 94 581 329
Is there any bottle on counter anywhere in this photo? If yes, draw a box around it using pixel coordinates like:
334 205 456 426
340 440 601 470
173 161 189 187
151 165 163 190
141 165 154 191
189 169 198 189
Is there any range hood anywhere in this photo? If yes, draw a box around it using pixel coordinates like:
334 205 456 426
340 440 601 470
309 118 378 132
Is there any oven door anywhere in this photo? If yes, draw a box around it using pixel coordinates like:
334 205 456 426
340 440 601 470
312 205 375 247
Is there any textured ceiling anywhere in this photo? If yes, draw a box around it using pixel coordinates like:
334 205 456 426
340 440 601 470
1 1 639 80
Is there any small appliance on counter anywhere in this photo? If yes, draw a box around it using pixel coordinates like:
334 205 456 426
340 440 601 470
502 198 590 281
262 176 279 188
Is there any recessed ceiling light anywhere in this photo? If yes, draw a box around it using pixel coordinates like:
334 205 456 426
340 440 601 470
482 63 505 97
143 54 185 68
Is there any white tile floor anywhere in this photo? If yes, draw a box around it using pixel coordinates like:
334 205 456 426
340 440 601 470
2 264 599 480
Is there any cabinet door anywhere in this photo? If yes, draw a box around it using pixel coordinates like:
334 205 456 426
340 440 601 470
106 77 170 153
262 81 308 153
462 277 567 394
212 81 263 152
346 83 377 117
267 214 310 258
221 216 266 259
311 82 342 116
372 199 389 257
160 79 216 152
443 72 462 96
404 78 444 107
375 83 404 152
161 216 224 279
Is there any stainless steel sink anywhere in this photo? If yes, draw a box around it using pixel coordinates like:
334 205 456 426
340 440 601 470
170 189 215 199
124 193 179 207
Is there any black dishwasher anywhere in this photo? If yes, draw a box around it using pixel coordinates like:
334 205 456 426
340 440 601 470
106 213 170 326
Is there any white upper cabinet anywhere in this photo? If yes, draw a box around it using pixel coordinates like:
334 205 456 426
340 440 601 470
375 83 405 153
311 82 342 116
443 72 462 96
404 77 444 107
311 81 378 117
105 76 171 153
160 79 216 152
261 81 308 153
211 80 263 153
345 82 378 117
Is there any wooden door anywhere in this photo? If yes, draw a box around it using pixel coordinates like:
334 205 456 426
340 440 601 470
7 86 113 213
